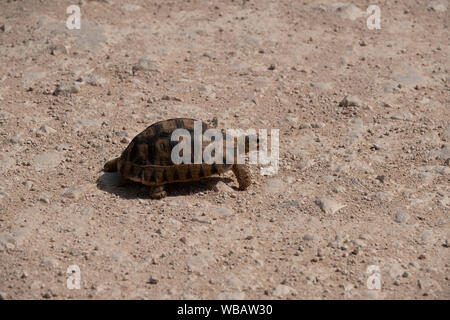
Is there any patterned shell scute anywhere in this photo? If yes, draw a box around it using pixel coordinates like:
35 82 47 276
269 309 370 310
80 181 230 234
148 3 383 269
121 118 209 166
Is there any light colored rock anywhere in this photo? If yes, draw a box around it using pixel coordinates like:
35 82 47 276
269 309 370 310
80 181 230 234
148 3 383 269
22 71 47 83
133 56 160 73
310 82 332 90
73 119 102 131
214 207 234 217
53 84 80 95
388 263 404 279
192 216 211 224
285 116 298 125
417 277 441 291
40 256 60 268
419 230 434 244
0 111 14 124
438 195 449 208
394 211 409 223
428 144 450 161
296 157 313 170
225 276 244 290
344 118 364 146
38 196 50 204
36 125 56 137
352 239 366 247
213 181 234 193
311 121 325 128
342 282 354 291
180 235 201 247
9 135 23 144
98 172 122 187
442 124 450 141
80 207 93 215
392 66 427 88
69 20 107 51
216 291 246 300
168 218 182 229
122 3 142 11
315 198 346 214
185 252 213 272
339 95 363 108
262 178 286 194
0 232 15 250
370 191 394 202
273 284 297 298
49 44 68 55
391 110 413 121
198 84 214 97
427 1 447 12
299 123 312 129
0 153 15 173
302 233 317 241
361 289 383 299
332 3 364 20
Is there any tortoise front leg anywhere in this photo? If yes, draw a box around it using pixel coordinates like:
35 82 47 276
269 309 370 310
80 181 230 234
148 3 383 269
150 185 167 199
232 164 252 190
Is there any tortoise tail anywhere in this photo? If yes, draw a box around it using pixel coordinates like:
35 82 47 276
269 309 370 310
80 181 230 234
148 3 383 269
103 157 119 172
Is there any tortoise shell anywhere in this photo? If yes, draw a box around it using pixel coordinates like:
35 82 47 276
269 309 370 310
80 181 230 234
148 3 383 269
111 118 235 186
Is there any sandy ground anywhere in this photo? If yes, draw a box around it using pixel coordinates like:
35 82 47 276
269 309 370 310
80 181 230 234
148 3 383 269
0 0 449 300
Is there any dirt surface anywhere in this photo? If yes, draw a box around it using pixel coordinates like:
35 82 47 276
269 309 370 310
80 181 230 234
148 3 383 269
0 0 449 300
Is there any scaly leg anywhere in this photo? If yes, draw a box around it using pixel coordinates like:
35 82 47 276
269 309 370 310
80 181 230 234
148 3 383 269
150 185 167 199
232 164 252 190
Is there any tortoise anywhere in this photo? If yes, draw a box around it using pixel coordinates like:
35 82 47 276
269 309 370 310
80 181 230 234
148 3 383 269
103 118 258 199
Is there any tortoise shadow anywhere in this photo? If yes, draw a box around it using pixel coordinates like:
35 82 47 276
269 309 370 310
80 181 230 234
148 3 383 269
96 172 235 200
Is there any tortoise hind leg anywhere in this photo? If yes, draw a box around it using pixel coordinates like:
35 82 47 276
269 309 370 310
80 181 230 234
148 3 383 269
104 157 120 172
150 185 167 199
232 164 252 190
